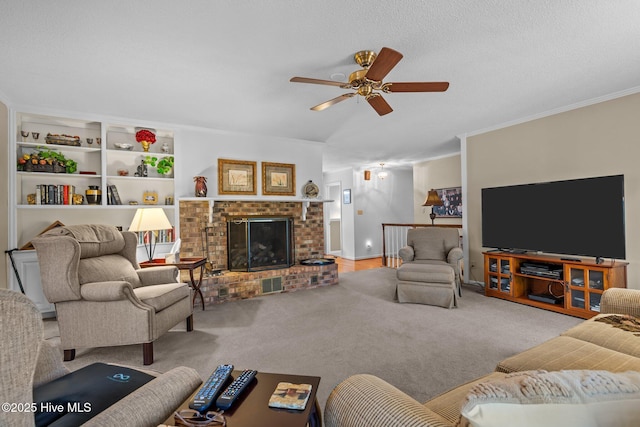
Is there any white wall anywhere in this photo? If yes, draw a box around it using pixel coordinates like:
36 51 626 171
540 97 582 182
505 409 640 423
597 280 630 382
173 127 324 199
324 166 413 260
355 166 413 259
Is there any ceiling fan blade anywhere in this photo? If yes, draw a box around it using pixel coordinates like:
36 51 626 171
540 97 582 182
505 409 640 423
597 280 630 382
366 94 393 116
290 77 345 87
310 93 356 111
365 47 403 82
384 82 450 92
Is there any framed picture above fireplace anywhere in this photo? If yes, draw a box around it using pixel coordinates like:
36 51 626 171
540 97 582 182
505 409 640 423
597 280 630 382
218 158 257 195
262 162 296 196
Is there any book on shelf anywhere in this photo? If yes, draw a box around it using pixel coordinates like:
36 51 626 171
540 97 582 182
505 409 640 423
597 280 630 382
107 184 122 205
137 226 175 244
107 186 114 205
35 184 75 205
268 382 312 411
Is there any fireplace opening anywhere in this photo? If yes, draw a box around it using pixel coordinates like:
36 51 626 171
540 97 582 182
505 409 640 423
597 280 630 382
227 216 294 271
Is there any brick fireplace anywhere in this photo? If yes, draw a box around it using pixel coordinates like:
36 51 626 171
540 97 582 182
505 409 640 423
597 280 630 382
178 200 338 304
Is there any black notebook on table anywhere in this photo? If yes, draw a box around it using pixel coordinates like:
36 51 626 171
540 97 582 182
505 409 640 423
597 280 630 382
33 362 154 426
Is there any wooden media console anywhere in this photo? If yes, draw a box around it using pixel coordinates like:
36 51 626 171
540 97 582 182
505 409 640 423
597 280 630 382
483 251 628 319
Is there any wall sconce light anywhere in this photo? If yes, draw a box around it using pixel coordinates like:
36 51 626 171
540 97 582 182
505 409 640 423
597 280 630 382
422 189 444 225
377 163 388 180
364 170 371 181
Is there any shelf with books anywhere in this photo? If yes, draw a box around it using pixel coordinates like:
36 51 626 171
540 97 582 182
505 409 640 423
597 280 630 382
136 227 176 245
17 175 102 206
16 204 109 210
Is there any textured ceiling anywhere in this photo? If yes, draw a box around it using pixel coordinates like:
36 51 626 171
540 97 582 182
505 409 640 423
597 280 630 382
1 1 639 172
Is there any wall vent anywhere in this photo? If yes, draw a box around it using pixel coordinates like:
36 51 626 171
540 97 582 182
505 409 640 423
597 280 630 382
262 276 283 294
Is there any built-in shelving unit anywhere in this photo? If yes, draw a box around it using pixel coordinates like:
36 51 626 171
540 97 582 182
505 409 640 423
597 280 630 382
10 111 178 313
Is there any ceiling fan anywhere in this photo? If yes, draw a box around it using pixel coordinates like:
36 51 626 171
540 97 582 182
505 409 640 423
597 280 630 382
290 47 449 116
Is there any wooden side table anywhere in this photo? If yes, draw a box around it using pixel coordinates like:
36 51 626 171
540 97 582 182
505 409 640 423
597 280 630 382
140 257 207 310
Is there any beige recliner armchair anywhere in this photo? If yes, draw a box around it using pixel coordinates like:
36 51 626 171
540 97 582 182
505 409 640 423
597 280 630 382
396 227 463 308
0 288 201 426
32 224 194 365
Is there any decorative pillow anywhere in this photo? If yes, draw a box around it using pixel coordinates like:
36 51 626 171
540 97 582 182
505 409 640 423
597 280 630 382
458 370 640 427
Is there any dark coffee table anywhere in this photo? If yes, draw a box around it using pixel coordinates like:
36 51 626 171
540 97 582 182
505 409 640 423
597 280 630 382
165 371 321 427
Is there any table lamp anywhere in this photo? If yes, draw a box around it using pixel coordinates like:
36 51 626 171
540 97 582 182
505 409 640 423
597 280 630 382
422 189 444 225
128 208 172 262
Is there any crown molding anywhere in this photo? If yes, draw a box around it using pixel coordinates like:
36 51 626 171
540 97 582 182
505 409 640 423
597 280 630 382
466 86 640 138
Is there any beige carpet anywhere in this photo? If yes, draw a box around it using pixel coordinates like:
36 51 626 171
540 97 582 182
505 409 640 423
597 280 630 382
44 267 582 415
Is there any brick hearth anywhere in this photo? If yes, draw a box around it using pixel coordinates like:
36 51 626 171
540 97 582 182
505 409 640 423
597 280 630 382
178 200 337 304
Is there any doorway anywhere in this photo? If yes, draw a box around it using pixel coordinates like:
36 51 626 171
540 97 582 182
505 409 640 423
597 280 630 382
325 182 342 256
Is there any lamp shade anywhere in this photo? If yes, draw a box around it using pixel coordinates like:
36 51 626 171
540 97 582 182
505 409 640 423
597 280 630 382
422 189 444 206
128 208 172 232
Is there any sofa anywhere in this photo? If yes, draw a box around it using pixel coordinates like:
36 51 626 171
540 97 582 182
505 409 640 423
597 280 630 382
0 288 202 426
324 288 640 427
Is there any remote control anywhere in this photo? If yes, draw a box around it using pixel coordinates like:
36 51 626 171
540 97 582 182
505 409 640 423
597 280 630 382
189 364 234 412
215 369 258 410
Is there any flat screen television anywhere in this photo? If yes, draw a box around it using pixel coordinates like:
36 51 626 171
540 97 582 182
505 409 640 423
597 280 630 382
481 175 626 260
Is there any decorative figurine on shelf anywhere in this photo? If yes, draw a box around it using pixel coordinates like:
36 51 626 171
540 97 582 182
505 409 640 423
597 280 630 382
194 176 208 197
134 160 148 177
135 127 156 152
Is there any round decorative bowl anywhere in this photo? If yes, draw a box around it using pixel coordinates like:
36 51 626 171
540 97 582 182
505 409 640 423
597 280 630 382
115 143 133 151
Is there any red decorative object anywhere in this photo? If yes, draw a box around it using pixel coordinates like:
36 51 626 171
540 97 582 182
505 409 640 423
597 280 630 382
135 129 156 144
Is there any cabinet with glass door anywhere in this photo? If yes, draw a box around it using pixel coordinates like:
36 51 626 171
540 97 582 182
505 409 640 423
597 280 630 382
566 266 607 315
485 255 513 296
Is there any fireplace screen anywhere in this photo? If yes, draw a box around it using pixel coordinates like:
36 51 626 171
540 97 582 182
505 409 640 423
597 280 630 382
227 217 294 271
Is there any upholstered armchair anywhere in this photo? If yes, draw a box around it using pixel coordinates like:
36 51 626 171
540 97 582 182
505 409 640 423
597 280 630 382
32 224 194 365
398 227 463 290
0 288 201 426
